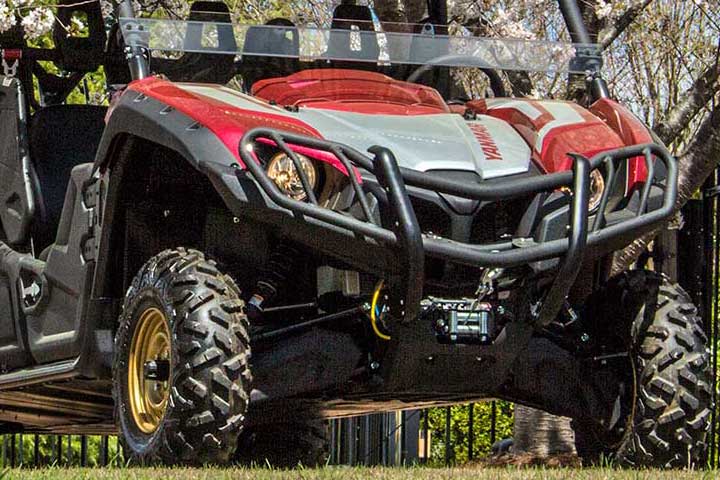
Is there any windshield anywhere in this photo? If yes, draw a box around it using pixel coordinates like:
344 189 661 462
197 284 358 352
119 16 598 74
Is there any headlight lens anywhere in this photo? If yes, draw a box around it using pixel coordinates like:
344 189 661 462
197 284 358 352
266 152 318 201
588 169 605 211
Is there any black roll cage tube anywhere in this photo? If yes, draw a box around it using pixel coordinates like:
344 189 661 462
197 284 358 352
238 128 677 325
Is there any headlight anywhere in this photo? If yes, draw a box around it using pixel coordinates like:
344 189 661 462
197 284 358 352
266 152 318 201
588 169 605 211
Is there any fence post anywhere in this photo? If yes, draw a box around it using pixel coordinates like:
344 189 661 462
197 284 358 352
444 406 452 466
80 435 88 467
67 435 73 465
400 411 406 465
468 403 474 461
424 410 429 464
708 169 720 469
56 435 62 466
34 434 40 466
381 414 388 465
490 401 497 446
17 434 22 467
10 434 15 468
344 417 357 465
101 436 109 466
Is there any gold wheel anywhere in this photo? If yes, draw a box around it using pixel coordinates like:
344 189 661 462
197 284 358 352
127 307 172 434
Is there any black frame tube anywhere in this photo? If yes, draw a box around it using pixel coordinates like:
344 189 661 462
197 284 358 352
557 0 609 100
537 155 590 325
238 128 677 324
253 307 362 342
117 0 150 80
239 130 676 270
558 0 592 44
369 146 424 322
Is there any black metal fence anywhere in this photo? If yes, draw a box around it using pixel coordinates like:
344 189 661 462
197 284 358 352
325 401 513 466
681 170 720 469
0 435 121 467
0 403 513 468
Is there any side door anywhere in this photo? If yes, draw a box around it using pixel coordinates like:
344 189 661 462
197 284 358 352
0 76 34 245
0 76 33 371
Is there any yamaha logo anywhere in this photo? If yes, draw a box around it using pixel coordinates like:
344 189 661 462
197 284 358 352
469 123 503 161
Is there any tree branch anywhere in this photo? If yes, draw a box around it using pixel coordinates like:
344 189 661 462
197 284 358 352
598 0 655 50
675 100 720 203
653 56 720 146
612 100 720 274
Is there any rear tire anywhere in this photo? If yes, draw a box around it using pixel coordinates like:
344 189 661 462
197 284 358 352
235 419 329 468
114 248 251 465
575 271 712 468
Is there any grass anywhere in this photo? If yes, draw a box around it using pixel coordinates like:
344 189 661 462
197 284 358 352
1 467 718 480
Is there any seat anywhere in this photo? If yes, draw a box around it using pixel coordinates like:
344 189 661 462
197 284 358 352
151 1 238 84
28 105 107 251
242 18 300 90
326 4 380 71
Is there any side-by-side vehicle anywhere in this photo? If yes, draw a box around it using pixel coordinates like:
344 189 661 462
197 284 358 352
0 0 710 467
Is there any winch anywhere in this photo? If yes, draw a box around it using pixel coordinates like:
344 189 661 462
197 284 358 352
422 298 496 345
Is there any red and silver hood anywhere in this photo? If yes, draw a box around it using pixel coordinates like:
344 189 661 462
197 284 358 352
294 109 531 179
178 85 531 180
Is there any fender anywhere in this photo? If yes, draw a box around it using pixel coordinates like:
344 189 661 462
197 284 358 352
89 87 240 305
121 77 358 178
589 98 654 192
88 89 392 329
467 98 627 173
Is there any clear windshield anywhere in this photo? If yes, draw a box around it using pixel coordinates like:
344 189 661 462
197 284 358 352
119 16 599 74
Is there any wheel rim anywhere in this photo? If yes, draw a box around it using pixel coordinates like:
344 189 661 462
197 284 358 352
128 307 171 434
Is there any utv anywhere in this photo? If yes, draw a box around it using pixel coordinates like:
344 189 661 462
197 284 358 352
0 0 711 468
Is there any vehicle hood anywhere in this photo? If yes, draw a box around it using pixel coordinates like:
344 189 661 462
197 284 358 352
295 109 531 179
176 84 532 179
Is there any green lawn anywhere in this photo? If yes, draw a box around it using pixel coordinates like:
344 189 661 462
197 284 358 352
1 467 718 480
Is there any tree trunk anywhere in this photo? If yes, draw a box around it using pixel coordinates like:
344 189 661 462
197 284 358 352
512 405 576 457
403 0 426 23
372 0 407 23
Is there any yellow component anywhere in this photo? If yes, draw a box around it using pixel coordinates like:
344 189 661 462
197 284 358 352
370 280 391 341
128 307 172 434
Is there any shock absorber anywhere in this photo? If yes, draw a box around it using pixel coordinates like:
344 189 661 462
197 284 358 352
246 242 300 322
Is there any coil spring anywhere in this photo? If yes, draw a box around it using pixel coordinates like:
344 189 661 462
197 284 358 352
247 242 301 319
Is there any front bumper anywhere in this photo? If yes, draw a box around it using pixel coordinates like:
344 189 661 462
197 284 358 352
238 128 677 325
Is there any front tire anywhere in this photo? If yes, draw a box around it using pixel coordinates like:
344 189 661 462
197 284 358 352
113 248 251 465
575 271 712 468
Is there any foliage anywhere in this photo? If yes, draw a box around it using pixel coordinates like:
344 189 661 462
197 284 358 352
0 435 122 468
425 402 514 465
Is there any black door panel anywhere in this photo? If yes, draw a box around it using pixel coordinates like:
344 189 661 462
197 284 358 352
0 76 35 246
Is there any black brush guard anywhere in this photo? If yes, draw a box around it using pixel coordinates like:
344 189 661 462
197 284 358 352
238 128 677 326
